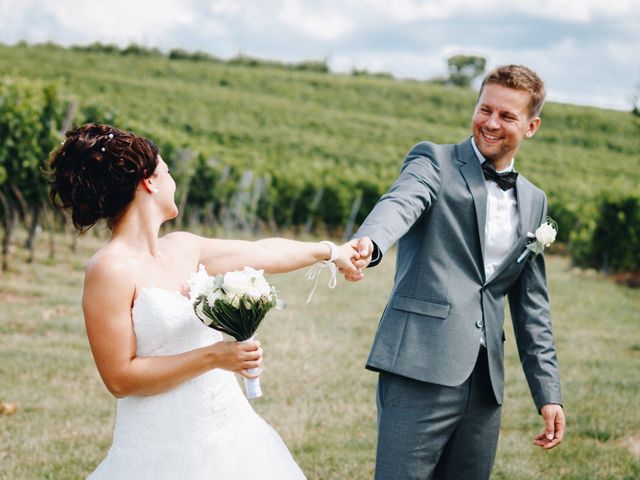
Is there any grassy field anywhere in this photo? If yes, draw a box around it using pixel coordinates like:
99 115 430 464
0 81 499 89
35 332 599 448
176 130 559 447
0 230 639 479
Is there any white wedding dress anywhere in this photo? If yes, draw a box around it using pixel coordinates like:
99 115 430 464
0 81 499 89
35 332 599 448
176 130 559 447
87 278 306 479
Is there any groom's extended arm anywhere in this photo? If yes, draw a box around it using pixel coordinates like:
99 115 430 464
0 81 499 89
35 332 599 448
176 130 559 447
507 195 564 449
344 142 442 280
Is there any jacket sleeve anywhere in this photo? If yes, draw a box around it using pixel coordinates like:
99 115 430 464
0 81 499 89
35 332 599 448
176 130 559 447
355 142 442 264
507 195 563 412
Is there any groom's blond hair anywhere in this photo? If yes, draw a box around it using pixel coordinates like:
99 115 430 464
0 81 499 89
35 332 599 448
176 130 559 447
479 65 546 118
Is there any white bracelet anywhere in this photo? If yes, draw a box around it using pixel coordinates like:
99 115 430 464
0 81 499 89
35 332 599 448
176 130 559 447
319 240 338 263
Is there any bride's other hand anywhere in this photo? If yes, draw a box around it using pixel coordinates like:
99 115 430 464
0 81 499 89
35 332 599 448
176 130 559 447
209 339 263 377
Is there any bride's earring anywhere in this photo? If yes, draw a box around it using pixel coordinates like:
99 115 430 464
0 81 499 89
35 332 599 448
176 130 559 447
153 188 159 194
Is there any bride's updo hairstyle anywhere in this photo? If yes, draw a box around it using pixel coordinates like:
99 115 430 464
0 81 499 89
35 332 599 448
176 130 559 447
49 124 159 232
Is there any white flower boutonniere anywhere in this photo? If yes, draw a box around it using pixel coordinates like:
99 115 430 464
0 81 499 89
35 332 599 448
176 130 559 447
517 217 558 263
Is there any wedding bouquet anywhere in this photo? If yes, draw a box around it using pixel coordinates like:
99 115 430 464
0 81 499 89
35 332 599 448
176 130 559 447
190 265 284 398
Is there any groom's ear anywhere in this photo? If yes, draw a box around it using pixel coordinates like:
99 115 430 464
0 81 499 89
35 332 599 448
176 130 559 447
525 117 541 138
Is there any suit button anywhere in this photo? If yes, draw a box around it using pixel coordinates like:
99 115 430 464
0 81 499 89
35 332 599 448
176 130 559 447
476 319 484 328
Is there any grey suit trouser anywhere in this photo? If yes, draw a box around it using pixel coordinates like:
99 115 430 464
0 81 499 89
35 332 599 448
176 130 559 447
375 347 501 480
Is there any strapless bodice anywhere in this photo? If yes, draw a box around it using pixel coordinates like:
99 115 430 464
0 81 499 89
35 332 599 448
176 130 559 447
131 287 223 356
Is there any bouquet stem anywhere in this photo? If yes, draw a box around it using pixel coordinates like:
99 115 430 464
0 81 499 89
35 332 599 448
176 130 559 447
241 338 262 398
244 369 262 398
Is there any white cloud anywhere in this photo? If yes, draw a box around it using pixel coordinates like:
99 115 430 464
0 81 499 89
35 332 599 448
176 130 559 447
356 0 640 23
330 49 445 78
34 0 194 46
277 1 353 41
0 0 638 109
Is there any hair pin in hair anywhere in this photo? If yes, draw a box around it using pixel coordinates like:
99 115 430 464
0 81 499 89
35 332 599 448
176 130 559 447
108 133 114 139
101 147 106 152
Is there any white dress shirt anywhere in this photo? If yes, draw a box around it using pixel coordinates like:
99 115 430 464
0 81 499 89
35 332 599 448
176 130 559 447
471 139 519 281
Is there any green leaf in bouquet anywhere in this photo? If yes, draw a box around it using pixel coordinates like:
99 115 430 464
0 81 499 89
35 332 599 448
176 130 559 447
194 294 276 341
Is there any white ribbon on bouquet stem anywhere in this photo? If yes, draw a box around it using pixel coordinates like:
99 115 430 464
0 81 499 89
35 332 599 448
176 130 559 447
241 338 262 399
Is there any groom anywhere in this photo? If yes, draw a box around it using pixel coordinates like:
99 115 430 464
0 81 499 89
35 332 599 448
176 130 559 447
348 65 564 479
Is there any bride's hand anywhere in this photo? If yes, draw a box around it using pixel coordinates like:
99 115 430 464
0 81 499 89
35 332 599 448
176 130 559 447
208 339 263 377
334 240 362 277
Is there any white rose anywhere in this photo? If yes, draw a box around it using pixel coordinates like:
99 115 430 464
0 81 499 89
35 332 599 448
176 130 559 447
535 222 557 247
188 265 215 301
223 270 251 296
247 280 271 299
200 276 217 296
242 267 271 298
242 266 264 277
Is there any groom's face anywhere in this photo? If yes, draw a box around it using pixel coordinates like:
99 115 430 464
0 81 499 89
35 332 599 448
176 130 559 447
472 83 541 166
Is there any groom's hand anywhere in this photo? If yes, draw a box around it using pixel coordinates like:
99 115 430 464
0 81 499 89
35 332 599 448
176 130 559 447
533 404 565 449
341 237 373 282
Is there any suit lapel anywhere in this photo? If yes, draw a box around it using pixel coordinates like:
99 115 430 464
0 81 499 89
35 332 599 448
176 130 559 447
457 138 488 278
515 175 533 237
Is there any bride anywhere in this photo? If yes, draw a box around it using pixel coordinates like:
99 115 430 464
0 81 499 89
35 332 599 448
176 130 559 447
49 124 363 479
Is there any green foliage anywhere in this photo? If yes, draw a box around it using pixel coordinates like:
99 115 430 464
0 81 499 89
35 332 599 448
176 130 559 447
168 48 222 63
446 54 486 88
227 53 329 73
0 77 65 204
121 43 163 57
71 42 121 54
78 100 120 127
0 76 67 268
351 69 394 79
546 192 579 243
571 194 640 272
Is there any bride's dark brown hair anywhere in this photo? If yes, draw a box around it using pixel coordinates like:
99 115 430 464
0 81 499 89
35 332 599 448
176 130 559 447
49 124 159 232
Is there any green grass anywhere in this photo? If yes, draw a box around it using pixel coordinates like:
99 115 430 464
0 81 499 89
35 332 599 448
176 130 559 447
1 231 639 479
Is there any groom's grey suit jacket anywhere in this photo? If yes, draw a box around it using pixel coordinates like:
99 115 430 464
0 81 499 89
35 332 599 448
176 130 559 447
356 137 562 410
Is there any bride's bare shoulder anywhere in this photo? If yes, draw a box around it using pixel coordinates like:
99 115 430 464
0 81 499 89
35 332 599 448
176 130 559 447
84 247 138 291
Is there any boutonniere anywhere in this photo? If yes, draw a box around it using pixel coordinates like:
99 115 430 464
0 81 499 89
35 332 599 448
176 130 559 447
517 217 558 263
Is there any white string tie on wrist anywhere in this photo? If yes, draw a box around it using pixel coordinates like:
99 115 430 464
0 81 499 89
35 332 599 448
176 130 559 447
305 241 338 304
305 261 337 304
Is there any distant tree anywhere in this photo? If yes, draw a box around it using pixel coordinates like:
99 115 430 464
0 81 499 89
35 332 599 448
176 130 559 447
631 79 640 118
446 55 486 88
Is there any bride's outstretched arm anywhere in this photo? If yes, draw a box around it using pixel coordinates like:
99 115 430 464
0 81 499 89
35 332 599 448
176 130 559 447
196 235 362 275
82 257 262 398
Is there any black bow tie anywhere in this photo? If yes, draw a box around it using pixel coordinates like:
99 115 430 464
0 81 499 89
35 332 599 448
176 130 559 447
481 162 518 191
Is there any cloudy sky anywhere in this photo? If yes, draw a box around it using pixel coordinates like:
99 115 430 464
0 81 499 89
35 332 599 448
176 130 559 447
1 0 639 110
